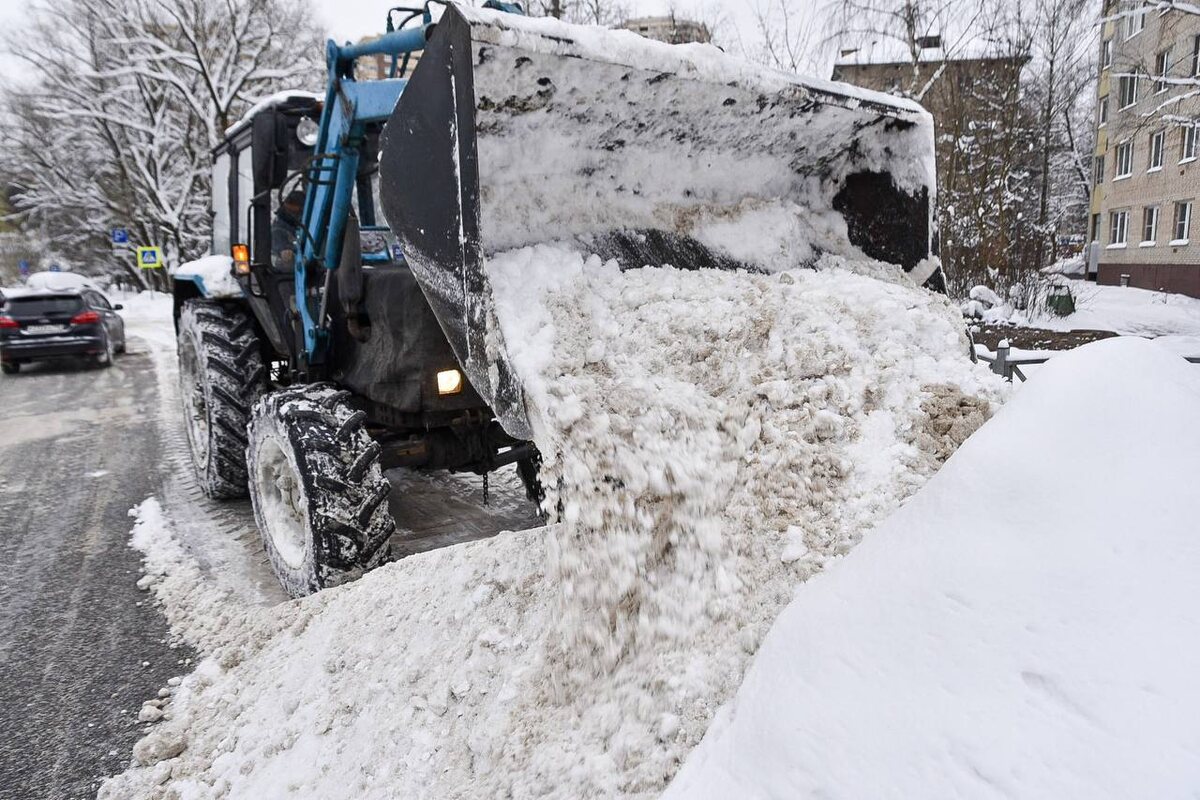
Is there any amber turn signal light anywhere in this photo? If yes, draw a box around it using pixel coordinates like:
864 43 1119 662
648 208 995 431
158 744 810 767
232 243 250 275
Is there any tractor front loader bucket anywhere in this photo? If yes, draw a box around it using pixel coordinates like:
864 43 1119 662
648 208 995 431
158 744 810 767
379 3 939 442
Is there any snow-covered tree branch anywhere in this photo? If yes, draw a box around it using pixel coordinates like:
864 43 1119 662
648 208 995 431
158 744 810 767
0 0 322 284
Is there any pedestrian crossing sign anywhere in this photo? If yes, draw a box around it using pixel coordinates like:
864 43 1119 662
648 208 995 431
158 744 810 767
136 246 164 269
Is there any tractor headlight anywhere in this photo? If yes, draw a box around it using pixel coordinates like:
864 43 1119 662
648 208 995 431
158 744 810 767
296 118 319 147
436 368 463 395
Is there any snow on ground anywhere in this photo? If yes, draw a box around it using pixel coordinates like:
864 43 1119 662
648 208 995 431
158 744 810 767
115 290 175 348
665 337 1200 799
101 256 1005 799
990 280 1200 338
130 498 270 652
117 289 288 623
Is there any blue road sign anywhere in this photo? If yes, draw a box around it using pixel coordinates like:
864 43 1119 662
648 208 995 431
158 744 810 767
112 228 129 245
18 260 30 276
49 264 61 272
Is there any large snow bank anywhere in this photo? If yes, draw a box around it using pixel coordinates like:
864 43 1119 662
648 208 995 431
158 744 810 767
102 252 1003 798
666 337 1200 799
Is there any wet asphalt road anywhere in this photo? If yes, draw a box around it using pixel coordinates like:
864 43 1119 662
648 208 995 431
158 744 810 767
0 350 193 800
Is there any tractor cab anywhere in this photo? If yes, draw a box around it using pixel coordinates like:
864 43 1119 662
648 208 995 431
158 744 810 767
210 91 323 361
208 85 492 430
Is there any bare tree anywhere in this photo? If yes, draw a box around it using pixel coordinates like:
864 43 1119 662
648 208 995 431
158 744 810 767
748 0 826 74
0 0 322 285
565 0 630 27
1027 0 1097 267
824 0 984 101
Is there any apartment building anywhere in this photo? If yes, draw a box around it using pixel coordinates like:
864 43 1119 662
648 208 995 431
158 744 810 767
1089 1 1200 296
620 16 711 45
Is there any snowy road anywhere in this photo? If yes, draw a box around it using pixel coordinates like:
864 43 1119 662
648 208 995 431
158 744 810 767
0 346 194 800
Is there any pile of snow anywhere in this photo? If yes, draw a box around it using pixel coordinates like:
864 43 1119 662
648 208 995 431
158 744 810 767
959 283 1005 319
102 253 1003 798
666 337 1200 798
172 255 242 299
129 499 267 652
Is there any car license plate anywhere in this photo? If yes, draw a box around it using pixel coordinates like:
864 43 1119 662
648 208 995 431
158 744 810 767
25 324 67 335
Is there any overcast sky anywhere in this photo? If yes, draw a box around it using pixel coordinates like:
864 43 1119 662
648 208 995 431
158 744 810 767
0 0 812 85
314 1 766 56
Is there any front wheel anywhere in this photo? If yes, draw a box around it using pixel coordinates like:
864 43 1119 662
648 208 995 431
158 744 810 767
1 362 19 375
247 385 396 597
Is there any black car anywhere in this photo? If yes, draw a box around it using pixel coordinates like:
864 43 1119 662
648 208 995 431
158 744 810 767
0 289 126 374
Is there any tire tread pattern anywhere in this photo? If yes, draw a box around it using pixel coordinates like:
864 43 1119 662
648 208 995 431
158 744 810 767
178 300 265 499
248 384 395 596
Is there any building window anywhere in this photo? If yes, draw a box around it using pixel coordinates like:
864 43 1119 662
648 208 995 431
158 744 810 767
1183 125 1198 162
1154 50 1171 93
1092 213 1102 241
1149 130 1165 170
1118 74 1138 108
1116 141 1133 177
1103 39 1113 69
1142 206 1159 244
1094 154 1106 184
1109 209 1129 246
1099 96 1109 126
1172 201 1192 243
1124 4 1146 40
1192 35 1200 76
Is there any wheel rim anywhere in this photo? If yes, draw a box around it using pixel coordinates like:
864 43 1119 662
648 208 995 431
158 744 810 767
254 435 309 570
179 337 210 466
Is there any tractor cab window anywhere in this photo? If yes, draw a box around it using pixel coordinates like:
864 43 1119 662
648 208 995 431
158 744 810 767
212 153 232 256
236 147 254 260
271 180 305 273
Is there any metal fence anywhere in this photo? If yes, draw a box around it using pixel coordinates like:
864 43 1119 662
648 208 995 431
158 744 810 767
977 341 1200 382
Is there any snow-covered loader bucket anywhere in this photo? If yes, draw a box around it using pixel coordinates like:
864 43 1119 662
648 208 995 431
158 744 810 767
380 4 940 442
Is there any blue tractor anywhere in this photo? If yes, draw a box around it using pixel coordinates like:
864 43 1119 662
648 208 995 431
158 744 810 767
174 2 943 597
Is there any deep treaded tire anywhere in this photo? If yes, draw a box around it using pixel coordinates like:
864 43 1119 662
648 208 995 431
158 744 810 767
177 300 265 499
247 384 396 597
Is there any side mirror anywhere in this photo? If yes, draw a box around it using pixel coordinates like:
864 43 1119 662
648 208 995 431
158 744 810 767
113 304 124 310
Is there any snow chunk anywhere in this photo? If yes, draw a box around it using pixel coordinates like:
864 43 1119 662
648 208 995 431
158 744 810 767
968 284 1003 307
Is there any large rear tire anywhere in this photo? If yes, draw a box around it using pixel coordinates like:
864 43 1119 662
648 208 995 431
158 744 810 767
247 385 396 597
177 300 265 499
